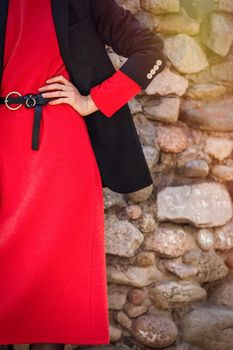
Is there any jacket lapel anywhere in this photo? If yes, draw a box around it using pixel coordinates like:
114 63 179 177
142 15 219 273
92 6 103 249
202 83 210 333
51 0 71 72
0 0 70 87
0 0 8 85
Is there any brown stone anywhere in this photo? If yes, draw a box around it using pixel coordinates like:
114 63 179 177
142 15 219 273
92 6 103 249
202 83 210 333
164 260 199 279
139 213 157 233
214 218 233 250
156 126 188 153
143 223 195 258
180 306 233 350
149 281 206 309
127 288 148 305
125 205 142 220
226 254 233 268
157 182 232 227
114 310 132 330
136 251 155 267
180 96 233 132
123 302 148 318
196 251 229 283
208 281 233 308
183 249 229 283
132 314 178 348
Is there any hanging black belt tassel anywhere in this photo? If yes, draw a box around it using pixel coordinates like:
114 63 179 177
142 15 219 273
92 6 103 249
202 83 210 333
0 92 49 150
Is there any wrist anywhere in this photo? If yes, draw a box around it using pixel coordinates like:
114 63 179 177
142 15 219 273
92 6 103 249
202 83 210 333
85 94 99 115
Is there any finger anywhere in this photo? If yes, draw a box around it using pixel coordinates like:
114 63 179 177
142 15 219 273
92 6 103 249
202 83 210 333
48 97 68 105
39 83 63 91
39 83 72 92
41 90 69 99
45 75 72 86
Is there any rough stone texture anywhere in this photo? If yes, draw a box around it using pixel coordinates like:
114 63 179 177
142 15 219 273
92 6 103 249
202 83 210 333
142 144 160 169
127 288 148 305
212 165 233 182
125 205 142 220
179 306 233 350
135 9 155 30
6 0 233 345
164 259 199 279
141 0 180 15
126 185 153 203
181 0 215 20
133 113 156 146
144 96 181 123
136 251 155 267
164 34 209 73
226 253 233 268
196 229 214 251
110 325 122 342
196 251 229 283
213 217 233 250
123 303 148 318
143 223 195 258
185 83 227 100
107 263 165 287
105 215 144 257
131 314 178 348
180 96 233 132
103 188 125 210
118 0 140 13
145 69 189 96
211 60 233 82
108 284 129 310
114 310 132 330
176 159 209 178
208 281 233 309
201 13 233 56
204 137 233 161
157 182 233 227
139 212 157 233
157 7 200 35
156 125 188 153
128 97 142 114
100 2 233 349
174 145 209 168
149 281 207 309
219 0 233 13
181 248 229 283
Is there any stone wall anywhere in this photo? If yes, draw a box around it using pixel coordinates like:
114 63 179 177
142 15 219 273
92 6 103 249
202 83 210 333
104 1 233 349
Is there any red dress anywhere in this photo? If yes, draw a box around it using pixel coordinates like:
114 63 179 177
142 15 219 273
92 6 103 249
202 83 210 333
0 0 141 345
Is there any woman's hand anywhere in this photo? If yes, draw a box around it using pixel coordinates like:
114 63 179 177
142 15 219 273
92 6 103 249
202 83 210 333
38 75 98 117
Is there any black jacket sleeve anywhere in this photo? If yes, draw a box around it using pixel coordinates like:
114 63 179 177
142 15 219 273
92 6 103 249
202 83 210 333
90 0 167 90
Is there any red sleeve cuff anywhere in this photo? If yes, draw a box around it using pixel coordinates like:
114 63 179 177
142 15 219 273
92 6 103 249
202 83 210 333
89 70 142 117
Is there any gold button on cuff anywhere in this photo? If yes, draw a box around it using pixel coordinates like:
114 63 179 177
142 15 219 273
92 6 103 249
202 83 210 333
153 64 159 70
156 59 162 66
147 73 153 79
150 69 156 74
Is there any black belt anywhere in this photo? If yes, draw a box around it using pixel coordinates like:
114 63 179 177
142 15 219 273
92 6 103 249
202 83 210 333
0 91 50 150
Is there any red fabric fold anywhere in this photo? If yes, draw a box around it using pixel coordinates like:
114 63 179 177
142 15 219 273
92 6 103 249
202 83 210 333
90 69 142 117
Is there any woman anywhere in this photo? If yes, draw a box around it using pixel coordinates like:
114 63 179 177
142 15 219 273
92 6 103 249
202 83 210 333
0 0 166 349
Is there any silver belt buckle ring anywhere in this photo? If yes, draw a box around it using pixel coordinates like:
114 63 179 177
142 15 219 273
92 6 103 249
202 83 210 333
5 91 22 110
25 94 37 108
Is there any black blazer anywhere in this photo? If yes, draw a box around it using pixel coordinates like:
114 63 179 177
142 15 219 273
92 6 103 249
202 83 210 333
0 0 167 194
